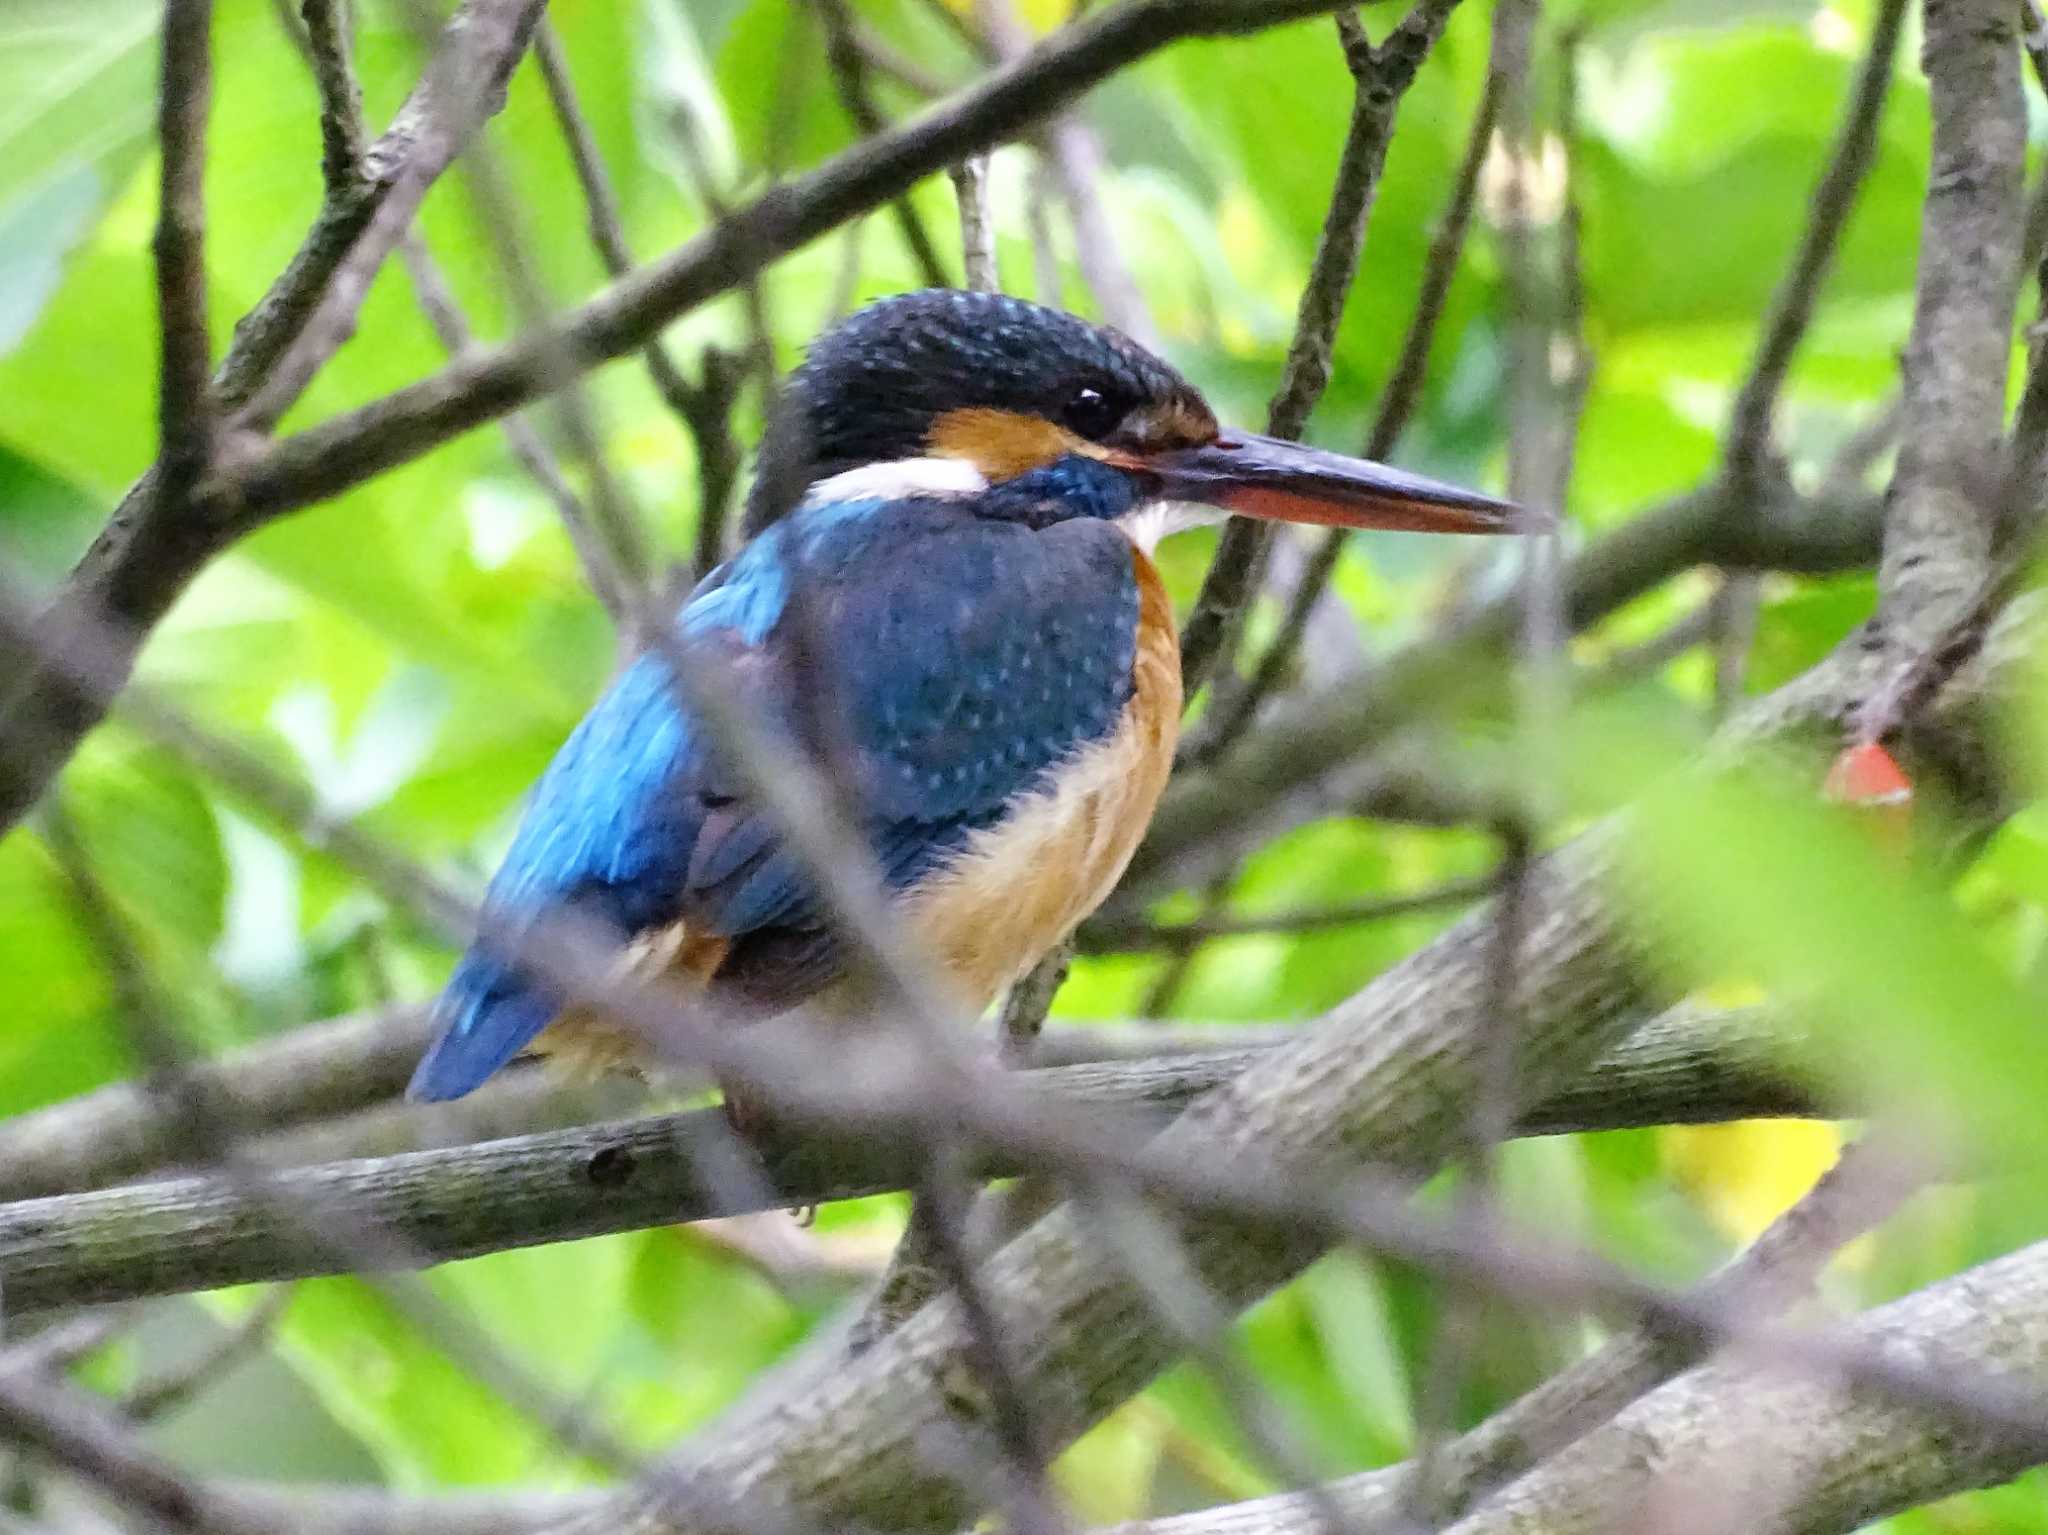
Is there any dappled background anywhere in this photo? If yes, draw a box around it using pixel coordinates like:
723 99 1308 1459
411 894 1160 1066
4 0 2048 1528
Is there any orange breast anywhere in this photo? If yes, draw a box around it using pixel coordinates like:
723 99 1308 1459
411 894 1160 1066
893 542 1182 1011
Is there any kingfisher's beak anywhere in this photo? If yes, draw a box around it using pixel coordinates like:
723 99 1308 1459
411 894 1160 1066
1146 432 1527 534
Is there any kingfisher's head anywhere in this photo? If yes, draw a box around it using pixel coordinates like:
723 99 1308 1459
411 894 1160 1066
744 289 1516 544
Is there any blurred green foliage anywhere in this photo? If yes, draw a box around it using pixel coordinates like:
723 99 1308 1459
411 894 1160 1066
5 0 2048 1524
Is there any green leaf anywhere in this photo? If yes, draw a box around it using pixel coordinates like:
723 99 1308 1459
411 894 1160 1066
0 0 156 239
63 738 229 951
272 1276 563 1489
1622 743 2048 1170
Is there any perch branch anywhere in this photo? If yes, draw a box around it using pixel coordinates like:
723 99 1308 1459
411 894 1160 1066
0 1004 1828 1315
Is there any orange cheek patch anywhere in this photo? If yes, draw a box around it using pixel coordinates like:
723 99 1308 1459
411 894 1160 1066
928 407 1095 481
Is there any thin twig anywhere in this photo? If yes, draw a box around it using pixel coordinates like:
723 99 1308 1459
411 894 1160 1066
1724 0 1909 483
1079 877 1491 953
237 0 550 434
397 235 634 621
998 940 1073 1061
972 0 1158 344
1188 23 1501 762
0 1367 277 1535
120 1288 293 1422
812 0 953 287
154 0 218 484
535 17 742 586
950 156 1000 292
300 0 367 192
1179 0 1467 702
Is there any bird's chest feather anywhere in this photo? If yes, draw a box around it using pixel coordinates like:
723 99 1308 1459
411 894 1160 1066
895 543 1180 1008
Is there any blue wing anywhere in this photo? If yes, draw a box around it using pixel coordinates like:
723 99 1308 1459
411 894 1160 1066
408 492 1140 1101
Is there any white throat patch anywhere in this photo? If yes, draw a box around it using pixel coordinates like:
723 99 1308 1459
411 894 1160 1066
1117 501 1227 554
805 456 990 505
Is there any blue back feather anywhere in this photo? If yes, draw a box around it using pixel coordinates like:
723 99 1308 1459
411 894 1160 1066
408 459 1144 1102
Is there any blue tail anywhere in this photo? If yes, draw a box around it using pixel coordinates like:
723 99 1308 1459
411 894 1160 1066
406 951 560 1102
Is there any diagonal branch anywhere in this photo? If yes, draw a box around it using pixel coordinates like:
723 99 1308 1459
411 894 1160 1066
1185 32 1499 762
0 0 553 839
1111 1132 1924 1533
1179 0 1466 701
300 0 367 192
154 0 218 486
236 0 551 433
1436 1239 2048 1534
1128 477 1884 896
534 18 742 587
0 1365 280 1535
812 0 954 288
1724 0 1909 482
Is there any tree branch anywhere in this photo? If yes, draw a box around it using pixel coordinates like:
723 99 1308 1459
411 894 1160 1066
812 0 953 288
1187 31 1500 762
0 0 552 838
0 1004 1828 1316
1432 1238 2048 1534
1179 0 1465 700
1724 0 1908 480
0 1006 428 1202
1111 1132 1924 1533
1128 479 1883 896
299 0 367 193
154 0 218 484
557 531 2026 1535
0 1366 277 1535
534 17 745 585
1870 0 2025 673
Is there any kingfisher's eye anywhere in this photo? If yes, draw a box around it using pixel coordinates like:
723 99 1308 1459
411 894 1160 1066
1061 385 1123 439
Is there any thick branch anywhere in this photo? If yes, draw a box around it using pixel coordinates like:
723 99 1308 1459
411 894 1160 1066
1873 0 2025 663
1434 1239 2048 1534
560 550 2028 1535
0 1006 428 1202
0 1005 1826 1316
1113 1134 1922 1534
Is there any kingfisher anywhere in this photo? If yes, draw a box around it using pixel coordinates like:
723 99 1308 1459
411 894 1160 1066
407 289 1513 1106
